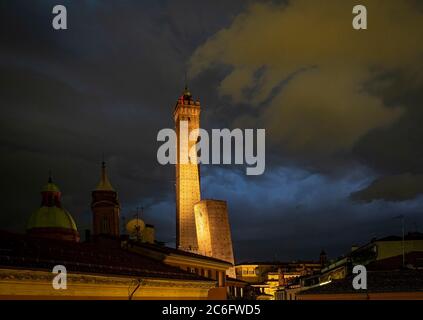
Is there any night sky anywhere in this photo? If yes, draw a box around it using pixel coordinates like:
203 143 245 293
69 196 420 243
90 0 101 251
1 0 423 263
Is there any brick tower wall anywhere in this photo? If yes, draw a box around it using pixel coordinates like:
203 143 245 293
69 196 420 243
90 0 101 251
194 200 235 275
174 97 201 253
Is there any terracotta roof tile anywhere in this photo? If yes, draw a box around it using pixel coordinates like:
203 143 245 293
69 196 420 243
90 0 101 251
300 270 423 295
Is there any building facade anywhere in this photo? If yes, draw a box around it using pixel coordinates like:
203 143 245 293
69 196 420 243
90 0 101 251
236 261 322 299
126 241 233 299
278 234 423 300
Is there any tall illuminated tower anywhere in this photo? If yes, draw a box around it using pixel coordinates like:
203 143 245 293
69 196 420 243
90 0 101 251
174 86 201 253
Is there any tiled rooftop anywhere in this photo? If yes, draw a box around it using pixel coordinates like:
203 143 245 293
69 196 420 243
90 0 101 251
131 241 232 265
300 270 423 295
0 230 213 282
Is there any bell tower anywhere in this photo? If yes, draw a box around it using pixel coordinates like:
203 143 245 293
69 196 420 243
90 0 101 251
174 86 201 253
91 161 120 238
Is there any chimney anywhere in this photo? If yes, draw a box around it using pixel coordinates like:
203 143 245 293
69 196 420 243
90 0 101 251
320 250 328 268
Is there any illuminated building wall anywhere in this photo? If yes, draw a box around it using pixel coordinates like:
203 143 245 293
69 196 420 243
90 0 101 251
0 268 215 300
174 88 201 253
194 200 235 277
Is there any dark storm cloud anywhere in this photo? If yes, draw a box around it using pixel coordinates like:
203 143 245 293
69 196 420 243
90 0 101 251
351 174 423 203
189 0 423 201
351 70 423 201
353 77 423 174
0 0 248 233
201 166 423 262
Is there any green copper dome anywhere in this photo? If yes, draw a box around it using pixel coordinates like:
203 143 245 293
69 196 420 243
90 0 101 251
27 206 78 231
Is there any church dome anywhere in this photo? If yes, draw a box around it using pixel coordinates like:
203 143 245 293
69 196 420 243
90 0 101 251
26 175 80 242
27 207 78 231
